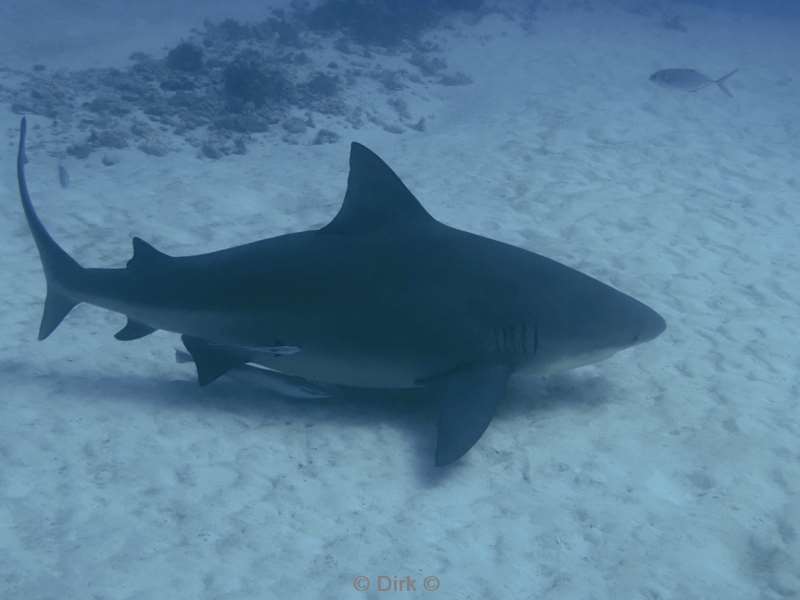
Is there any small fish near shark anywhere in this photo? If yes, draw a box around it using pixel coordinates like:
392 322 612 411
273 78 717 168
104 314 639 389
16 117 666 466
649 68 738 97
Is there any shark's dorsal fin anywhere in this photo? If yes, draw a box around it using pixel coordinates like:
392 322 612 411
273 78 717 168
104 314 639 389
321 143 435 234
127 237 171 270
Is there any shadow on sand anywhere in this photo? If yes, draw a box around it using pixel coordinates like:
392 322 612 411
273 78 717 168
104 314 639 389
1 359 619 486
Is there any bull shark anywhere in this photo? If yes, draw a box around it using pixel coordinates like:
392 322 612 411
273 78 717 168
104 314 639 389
16 116 666 466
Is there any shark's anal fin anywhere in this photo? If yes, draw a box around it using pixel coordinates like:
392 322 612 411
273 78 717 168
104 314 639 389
127 237 171 270
432 364 511 467
114 318 156 341
181 335 249 386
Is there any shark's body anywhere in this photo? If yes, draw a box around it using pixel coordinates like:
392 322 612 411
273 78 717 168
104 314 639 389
17 117 665 465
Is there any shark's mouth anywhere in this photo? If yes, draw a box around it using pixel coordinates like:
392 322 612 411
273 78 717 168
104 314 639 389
521 347 621 376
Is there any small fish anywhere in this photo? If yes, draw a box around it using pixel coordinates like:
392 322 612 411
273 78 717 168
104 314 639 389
58 164 70 189
649 68 738 97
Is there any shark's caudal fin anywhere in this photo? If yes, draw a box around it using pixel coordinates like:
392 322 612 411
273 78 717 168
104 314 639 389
17 117 84 340
321 142 437 234
715 69 738 98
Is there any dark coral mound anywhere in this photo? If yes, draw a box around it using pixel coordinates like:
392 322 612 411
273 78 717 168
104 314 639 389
166 42 204 72
4 0 486 158
306 0 484 47
223 50 295 110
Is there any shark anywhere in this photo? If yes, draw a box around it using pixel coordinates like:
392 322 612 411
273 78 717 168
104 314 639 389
16 116 666 466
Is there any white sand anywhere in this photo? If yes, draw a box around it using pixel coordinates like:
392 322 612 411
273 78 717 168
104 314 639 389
1 3 798 599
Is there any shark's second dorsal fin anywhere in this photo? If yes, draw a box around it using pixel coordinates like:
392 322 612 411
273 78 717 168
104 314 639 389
321 143 435 234
127 237 171 270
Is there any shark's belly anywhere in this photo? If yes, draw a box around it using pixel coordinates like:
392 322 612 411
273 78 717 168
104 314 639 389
130 303 487 389
246 350 425 388
251 314 479 388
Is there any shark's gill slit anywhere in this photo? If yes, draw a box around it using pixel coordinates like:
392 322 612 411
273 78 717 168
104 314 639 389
521 322 528 356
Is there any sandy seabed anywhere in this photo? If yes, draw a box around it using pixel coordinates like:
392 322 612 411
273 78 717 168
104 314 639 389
1 3 798 599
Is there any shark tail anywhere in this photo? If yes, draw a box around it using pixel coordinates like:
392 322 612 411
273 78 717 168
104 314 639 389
17 117 84 340
715 68 738 98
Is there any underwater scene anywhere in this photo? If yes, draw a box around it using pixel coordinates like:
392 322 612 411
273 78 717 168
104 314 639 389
0 1 798 598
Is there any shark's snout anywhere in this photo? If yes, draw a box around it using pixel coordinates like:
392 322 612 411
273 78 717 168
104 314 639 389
635 305 666 344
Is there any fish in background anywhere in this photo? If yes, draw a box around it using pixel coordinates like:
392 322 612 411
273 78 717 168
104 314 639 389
649 68 738 97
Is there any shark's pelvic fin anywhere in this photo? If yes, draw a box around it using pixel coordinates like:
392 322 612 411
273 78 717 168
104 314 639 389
434 364 510 466
127 237 171 270
181 335 250 386
321 142 436 234
114 318 157 341
17 117 84 340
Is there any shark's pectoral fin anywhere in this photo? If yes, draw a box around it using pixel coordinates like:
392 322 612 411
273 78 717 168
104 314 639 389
114 318 156 341
127 237 171 270
433 364 511 467
181 335 249 386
